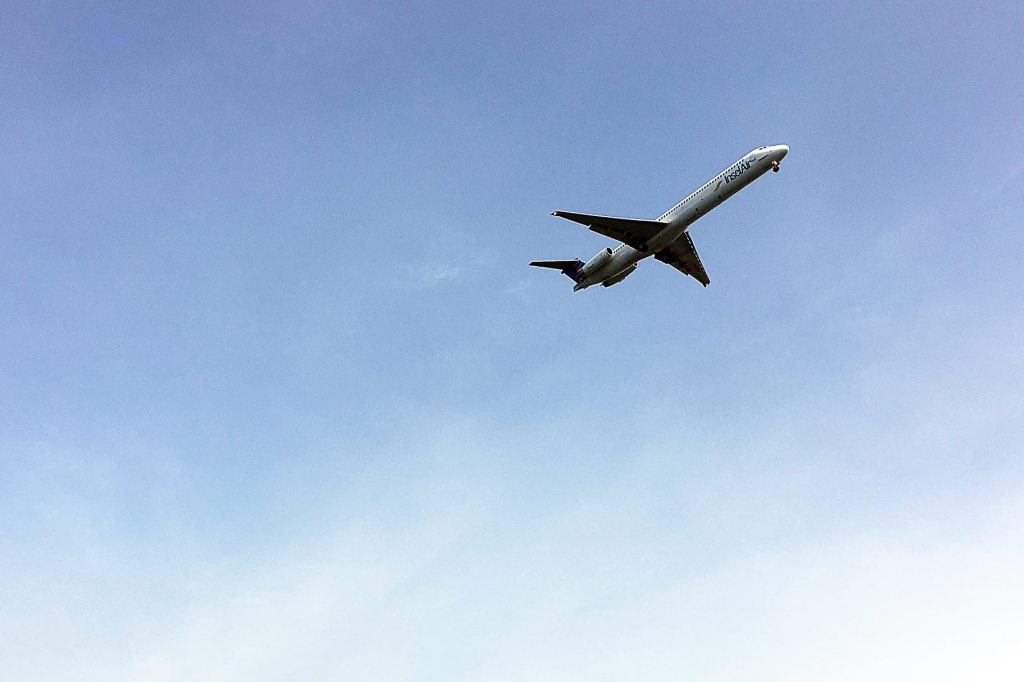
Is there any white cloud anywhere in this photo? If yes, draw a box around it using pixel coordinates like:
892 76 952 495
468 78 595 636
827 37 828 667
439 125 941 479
145 494 1022 681
410 263 462 289
4 445 1020 682
503 279 531 299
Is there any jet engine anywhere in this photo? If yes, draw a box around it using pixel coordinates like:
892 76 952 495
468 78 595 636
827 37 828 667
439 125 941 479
601 263 638 287
581 247 614 276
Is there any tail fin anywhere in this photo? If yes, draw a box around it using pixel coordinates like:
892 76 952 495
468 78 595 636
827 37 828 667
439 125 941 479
529 259 584 283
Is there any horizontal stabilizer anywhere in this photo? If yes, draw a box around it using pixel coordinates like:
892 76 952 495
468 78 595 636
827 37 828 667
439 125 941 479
529 259 584 283
529 260 578 270
551 211 667 251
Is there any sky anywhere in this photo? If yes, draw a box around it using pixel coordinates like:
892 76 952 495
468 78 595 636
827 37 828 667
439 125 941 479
2 1 1023 679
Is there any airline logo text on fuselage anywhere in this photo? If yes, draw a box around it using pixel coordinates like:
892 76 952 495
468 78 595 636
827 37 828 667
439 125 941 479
723 158 755 184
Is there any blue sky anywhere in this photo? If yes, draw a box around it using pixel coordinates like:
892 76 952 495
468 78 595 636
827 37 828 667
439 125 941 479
2 2 1023 679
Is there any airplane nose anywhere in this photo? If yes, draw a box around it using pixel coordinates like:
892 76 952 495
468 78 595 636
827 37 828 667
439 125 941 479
776 144 789 160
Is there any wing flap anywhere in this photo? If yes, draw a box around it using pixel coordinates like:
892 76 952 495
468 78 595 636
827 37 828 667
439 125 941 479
551 211 667 251
654 232 711 287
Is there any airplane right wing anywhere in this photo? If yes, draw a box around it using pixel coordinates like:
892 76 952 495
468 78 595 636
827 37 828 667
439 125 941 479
551 211 668 251
654 231 711 287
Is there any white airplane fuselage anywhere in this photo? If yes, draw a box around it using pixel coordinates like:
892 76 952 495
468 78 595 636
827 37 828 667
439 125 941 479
572 144 789 290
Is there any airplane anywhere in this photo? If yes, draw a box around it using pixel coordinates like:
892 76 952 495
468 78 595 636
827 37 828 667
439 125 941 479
530 144 789 290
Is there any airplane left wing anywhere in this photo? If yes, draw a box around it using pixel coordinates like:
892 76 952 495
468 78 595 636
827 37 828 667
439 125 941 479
654 232 711 287
552 211 667 251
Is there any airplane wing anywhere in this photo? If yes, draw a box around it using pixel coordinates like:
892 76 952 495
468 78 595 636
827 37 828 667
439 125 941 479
551 211 667 251
654 231 710 287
